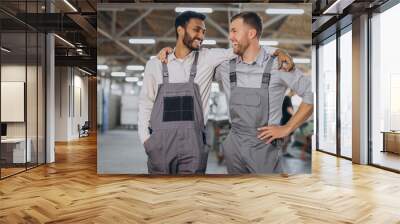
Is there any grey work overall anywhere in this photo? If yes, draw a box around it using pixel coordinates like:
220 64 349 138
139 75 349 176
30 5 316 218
144 51 208 174
222 56 285 174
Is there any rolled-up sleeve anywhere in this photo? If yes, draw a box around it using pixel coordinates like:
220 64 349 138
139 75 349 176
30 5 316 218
138 59 159 144
274 68 314 104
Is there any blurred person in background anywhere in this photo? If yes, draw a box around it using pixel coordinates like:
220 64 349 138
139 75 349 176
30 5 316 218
281 89 295 126
280 89 295 156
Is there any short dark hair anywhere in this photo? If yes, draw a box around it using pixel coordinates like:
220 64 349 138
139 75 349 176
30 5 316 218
175 11 206 38
230 12 263 39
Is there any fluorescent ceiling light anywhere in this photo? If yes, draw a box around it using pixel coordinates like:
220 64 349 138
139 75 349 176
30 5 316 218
97 65 109 70
126 77 139 82
126 65 144 71
111 72 126 77
137 81 143 86
175 7 213 13
63 0 78 12
1 47 11 53
54 34 75 48
202 39 216 45
78 68 92 75
265 8 304 15
293 58 311 64
259 40 279 46
129 38 155 44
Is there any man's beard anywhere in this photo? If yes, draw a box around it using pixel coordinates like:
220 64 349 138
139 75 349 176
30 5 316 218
233 42 248 56
183 31 202 51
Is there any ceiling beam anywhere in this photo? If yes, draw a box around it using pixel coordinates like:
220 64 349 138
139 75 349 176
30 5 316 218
97 3 310 14
263 15 287 29
206 17 229 38
124 28 176 66
55 56 96 69
142 27 175 56
112 11 117 36
67 14 97 38
98 3 238 12
116 9 153 38
98 28 147 64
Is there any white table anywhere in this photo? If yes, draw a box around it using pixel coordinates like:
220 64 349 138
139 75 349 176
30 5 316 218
1 138 31 163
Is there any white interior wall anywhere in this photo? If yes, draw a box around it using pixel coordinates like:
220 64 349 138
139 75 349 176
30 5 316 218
71 72 89 138
55 66 69 141
1 65 27 138
54 67 89 141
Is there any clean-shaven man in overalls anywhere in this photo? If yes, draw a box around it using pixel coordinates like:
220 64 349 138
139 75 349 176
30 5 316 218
138 11 294 174
214 12 314 174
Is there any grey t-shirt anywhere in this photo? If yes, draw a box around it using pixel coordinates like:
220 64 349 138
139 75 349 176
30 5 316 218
214 47 313 126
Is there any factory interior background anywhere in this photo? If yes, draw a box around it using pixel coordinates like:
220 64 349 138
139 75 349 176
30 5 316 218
97 3 313 174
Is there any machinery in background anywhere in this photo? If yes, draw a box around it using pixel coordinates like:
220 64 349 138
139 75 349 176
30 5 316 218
120 94 139 130
206 119 230 164
206 85 230 164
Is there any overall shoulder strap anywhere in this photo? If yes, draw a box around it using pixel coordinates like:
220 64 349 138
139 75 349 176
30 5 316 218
162 63 169 84
189 51 199 83
229 58 237 89
261 55 275 89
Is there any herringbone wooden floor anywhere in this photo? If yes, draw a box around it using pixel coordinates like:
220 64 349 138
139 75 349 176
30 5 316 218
1 134 400 224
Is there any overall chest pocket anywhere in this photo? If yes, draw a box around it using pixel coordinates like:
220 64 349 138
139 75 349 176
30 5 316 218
230 93 263 126
230 93 261 107
163 96 194 121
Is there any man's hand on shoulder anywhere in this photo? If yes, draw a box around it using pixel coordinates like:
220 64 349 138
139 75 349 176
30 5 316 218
157 47 174 63
273 49 295 72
